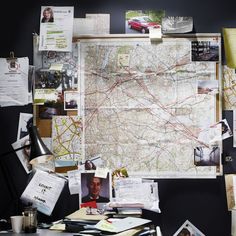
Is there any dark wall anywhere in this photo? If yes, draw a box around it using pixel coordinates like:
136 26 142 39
0 0 235 235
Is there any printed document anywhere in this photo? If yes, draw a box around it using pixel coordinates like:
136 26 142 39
39 6 74 51
21 169 66 215
0 57 29 107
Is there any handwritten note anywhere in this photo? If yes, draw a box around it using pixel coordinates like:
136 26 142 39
21 169 66 215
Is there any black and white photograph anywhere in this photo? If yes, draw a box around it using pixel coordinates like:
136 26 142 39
216 118 233 140
11 135 32 174
161 16 193 34
17 113 33 140
194 145 220 166
191 40 219 61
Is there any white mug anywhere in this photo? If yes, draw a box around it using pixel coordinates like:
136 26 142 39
10 215 23 233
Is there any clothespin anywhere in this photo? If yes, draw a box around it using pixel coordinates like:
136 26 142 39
6 51 17 68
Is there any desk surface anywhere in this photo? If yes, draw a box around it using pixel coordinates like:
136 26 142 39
0 229 73 235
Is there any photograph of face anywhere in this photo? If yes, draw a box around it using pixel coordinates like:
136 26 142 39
80 171 111 204
41 7 54 23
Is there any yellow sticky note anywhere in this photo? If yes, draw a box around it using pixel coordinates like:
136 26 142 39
49 63 63 71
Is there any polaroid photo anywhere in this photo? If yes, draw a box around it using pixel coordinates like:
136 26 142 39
64 90 79 110
173 220 205 236
80 170 112 209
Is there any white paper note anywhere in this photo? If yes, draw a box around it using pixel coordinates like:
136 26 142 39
21 169 66 215
68 169 80 195
95 167 109 178
0 57 29 107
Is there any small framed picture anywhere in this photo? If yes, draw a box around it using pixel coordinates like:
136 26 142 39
80 171 112 207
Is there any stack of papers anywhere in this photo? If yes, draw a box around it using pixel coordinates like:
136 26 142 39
95 217 151 233
66 208 108 221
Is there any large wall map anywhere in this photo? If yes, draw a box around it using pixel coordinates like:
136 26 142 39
78 35 221 178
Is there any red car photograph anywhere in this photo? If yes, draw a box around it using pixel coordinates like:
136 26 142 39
127 16 161 34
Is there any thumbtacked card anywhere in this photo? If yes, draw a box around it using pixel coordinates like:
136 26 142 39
95 167 109 178
149 27 162 42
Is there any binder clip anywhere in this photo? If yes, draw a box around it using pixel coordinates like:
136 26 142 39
6 51 17 69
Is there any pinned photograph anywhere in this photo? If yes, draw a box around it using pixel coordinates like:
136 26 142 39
64 90 79 110
125 10 165 34
173 220 205 236
17 113 33 140
191 40 219 61
197 80 219 95
38 103 66 119
41 7 54 23
216 119 233 140
161 16 193 34
11 135 32 174
194 145 220 166
80 171 111 207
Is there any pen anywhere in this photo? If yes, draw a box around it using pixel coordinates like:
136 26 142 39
138 229 156 236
